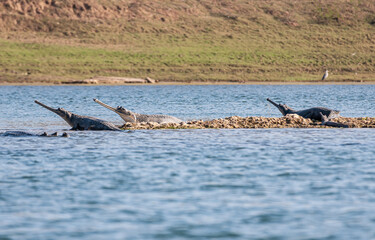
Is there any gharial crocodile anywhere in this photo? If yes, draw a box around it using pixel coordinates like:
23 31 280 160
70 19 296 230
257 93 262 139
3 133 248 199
267 98 340 121
1 131 70 137
93 98 183 124
35 100 121 131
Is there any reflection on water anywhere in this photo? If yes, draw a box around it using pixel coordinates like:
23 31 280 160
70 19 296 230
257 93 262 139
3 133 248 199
1 85 375 240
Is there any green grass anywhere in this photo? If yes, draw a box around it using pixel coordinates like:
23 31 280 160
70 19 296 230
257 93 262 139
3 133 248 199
1 0 375 83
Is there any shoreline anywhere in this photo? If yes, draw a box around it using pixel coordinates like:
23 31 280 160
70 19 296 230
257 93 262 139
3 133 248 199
120 115 375 130
0 80 374 86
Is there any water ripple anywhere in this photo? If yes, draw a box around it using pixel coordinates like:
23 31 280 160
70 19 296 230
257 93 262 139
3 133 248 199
1 86 375 239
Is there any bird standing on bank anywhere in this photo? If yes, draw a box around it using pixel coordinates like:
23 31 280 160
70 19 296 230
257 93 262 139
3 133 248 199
321 70 329 81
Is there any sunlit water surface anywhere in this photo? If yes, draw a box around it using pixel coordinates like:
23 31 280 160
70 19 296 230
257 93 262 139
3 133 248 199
1 85 375 240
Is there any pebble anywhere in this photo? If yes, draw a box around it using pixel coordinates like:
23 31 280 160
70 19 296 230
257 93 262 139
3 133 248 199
120 115 375 130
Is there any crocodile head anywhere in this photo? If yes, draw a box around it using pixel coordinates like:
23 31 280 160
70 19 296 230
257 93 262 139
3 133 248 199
115 106 137 123
266 98 295 116
93 99 136 123
35 100 74 127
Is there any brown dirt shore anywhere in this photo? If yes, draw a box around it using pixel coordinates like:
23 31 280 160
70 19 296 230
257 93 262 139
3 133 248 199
120 115 375 130
0 80 374 86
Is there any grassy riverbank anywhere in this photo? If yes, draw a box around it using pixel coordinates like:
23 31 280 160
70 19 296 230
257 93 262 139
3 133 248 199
1 0 375 84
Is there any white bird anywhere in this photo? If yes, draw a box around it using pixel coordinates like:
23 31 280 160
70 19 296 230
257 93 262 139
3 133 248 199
321 70 329 81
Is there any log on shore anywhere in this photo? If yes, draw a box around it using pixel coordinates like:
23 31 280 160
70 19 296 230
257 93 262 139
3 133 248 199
62 76 157 84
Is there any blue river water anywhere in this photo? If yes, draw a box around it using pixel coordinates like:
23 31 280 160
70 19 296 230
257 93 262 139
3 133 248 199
1 85 375 240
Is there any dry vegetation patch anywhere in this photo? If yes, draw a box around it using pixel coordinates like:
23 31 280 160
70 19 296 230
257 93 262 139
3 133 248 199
1 0 375 83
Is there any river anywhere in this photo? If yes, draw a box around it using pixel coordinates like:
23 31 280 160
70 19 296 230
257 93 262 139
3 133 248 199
1 85 375 239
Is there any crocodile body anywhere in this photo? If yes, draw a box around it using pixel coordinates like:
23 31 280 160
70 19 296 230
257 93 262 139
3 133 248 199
93 99 183 124
267 98 340 121
35 100 120 131
1 131 70 137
